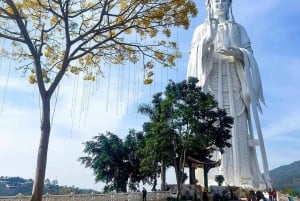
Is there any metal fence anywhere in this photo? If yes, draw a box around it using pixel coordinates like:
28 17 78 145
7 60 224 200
2 190 297 201
0 192 170 201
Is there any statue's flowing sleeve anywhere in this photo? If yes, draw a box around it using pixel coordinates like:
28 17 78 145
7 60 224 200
237 25 265 113
187 24 214 87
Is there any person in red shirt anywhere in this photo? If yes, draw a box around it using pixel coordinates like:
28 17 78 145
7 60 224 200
268 188 273 201
272 188 277 201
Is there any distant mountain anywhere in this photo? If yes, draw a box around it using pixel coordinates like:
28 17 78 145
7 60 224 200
1 161 300 196
269 160 300 193
0 176 99 196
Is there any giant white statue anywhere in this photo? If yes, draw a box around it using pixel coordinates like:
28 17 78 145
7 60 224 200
187 0 271 188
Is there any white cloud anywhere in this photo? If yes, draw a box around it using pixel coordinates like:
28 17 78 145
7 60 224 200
263 111 300 139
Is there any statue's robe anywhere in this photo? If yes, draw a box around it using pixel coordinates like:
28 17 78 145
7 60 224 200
187 20 271 188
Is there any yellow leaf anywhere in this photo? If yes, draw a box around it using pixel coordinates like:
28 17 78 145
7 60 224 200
50 16 58 25
147 71 154 77
29 74 36 84
144 78 153 85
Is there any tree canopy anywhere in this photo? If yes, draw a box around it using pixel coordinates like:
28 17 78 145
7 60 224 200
0 0 197 86
164 77 233 156
138 92 175 191
79 130 148 193
138 77 233 197
79 78 233 194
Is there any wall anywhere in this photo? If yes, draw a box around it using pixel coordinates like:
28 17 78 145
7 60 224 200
0 192 170 201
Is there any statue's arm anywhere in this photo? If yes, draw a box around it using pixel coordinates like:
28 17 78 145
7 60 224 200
237 24 255 66
239 25 253 53
190 25 205 49
219 24 252 63
189 24 214 67
187 24 214 81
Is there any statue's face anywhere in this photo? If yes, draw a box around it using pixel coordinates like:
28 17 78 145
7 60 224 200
211 0 230 17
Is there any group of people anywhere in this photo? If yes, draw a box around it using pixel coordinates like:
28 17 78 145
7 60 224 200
268 188 278 201
247 189 277 201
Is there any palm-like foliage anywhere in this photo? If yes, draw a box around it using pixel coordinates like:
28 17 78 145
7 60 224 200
138 92 174 191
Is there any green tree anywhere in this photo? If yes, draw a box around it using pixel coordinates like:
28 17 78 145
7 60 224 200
79 130 146 192
123 129 146 191
79 132 127 192
0 1 197 200
138 93 174 191
0 176 96 196
282 187 298 197
139 77 233 198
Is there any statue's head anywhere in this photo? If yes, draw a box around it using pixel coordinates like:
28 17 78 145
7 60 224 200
206 0 233 20
206 0 232 7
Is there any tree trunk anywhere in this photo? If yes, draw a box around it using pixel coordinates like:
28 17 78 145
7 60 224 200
174 161 182 201
151 178 157 192
203 165 209 191
121 181 127 193
189 163 195 184
31 96 51 201
161 161 166 191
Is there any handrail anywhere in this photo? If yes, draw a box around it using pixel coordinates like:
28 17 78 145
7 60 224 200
0 191 170 201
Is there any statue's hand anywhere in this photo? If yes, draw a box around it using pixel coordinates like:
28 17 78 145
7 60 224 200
206 24 217 44
217 48 236 56
217 47 243 60
206 8 218 44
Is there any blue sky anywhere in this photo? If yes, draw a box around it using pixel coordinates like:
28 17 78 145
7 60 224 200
0 1 300 190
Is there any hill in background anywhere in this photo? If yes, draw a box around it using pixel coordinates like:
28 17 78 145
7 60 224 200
0 176 98 196
269 160 300 194
1 160 300 196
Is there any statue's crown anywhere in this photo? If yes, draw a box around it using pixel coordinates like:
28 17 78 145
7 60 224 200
206 0 232 6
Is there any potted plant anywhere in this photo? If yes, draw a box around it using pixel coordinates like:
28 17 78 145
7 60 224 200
215 175 225 186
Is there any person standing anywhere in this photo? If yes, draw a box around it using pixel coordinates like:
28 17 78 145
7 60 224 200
187 0 271 188
268 188 273 201
256 191 267 201
142 187 147 201
247 190 256 201
272 188 277 201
